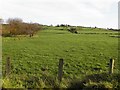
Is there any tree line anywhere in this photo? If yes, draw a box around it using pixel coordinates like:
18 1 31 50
2 18 42 37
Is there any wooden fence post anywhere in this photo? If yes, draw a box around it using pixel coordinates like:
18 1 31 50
6 57 11 76
109 58 114 74
58 58 64 83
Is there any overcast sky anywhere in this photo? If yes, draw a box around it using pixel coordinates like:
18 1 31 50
0 0 119 29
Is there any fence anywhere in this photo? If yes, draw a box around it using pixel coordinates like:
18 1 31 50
5 57 115 83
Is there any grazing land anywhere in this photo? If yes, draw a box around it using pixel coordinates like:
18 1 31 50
2 26 120 88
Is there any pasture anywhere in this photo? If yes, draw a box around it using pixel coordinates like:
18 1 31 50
2 26 119 88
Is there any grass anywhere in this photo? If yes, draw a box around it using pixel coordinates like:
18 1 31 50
2 26 119 88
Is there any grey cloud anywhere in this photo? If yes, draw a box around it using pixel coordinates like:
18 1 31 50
0 0 118 28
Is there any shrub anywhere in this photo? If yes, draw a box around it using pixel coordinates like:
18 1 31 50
2 18 42 37
68 27 78 34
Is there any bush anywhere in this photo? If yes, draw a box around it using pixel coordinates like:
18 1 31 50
68 27 78 34
2 18 42 37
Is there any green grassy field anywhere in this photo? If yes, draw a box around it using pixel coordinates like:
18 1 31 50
2 26 119 88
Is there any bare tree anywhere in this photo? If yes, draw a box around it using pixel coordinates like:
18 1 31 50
3 18 42 37
7 18 23 35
